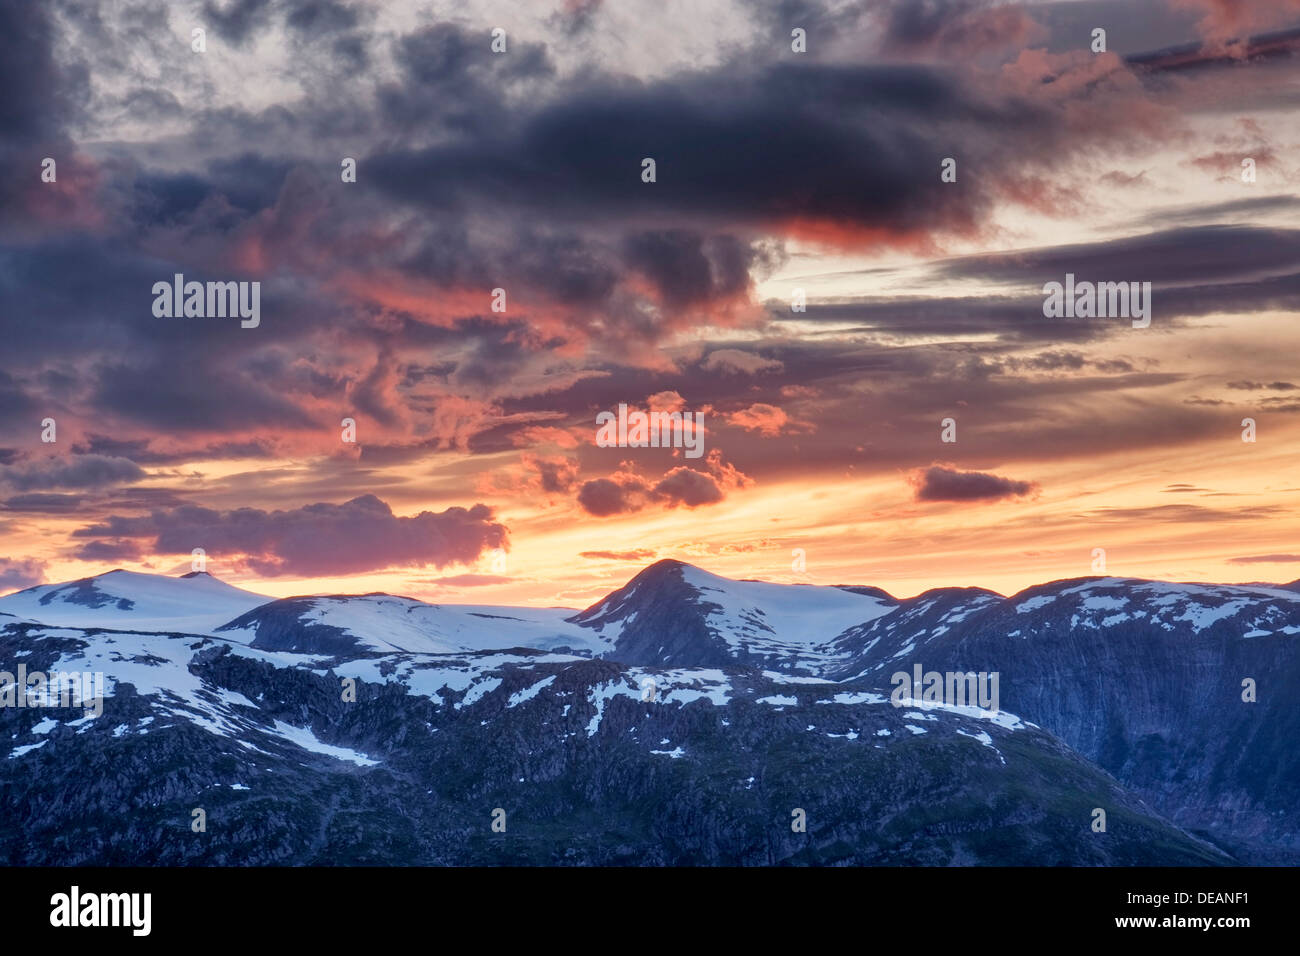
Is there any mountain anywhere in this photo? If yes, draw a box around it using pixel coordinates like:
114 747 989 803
857 575 1300 864
217 593 608 657
0 614 1225 866
575 562 1300 862
572 560 895 671
0 569 270 635
1 560 1294 864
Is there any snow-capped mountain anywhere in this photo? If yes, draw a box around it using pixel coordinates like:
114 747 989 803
0 569 270 634
217 593 609 656
573 560 896 671
1 559 1295 864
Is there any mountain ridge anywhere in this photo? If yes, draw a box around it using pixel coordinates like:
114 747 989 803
8 558 1300 623
2 558 1295 864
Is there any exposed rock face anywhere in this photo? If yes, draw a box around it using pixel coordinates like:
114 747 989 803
220 598 362 656
570 560 738 668
881 579 1300 864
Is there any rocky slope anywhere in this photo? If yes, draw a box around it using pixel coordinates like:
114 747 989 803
2 560 1292 865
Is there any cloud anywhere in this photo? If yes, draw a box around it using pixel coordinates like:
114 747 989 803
652 467 727 507
366 58 1072 262
910 464 1037 502
72 539 145 563
1078 504 1282 523
872 0 1045 57
576 450 751 516
71 493 508 577
726 402 806 437
646 390 687 412
1171 0 1300 42
0 557 47 592
576 476 645 517
416 573 513 587
202 0 276 45
579 549 657 561
1227 380 1298 391
479 454 581 497
0 3 1285 487
575 467 727 516
2 493 85 513
702 349 784 375
0 455 146 492
937 224 1300 294
1227 553 1300 564
621 230 766 309
526 454 581 494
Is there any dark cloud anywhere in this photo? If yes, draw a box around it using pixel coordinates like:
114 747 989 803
2 493 84 513
0 0 89 227
202 0 275 45
576 456 744 516
71 493 508 577
1257 399 1300 413
652 467 727 508
377 23 554 134
576 477 641 517
937 225 1300 290
874 0 1040 55
911 465 1037 502
367 61 1055 247
766 226 1300 347
1145 194 1300 227
0 455 146 492
72 435 279 465
621 231 768 309
0 557 46 592
1127 21 1300 70
530 456 580 495
1228 553 1300 564
0 370 38 429
1227 380 1298 391
72 539 145 563
90 358 324 433
285 0 359 35
0 1 71 139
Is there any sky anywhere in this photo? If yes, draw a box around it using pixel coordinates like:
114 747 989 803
1 0 1299 608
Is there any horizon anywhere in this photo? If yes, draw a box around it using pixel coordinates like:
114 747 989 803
5 558 1299 610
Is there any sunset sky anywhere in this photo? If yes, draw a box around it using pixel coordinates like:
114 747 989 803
1 0 1299 608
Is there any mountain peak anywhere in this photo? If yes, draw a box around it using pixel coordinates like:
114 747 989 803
0 567 271 634
634 557 691 577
